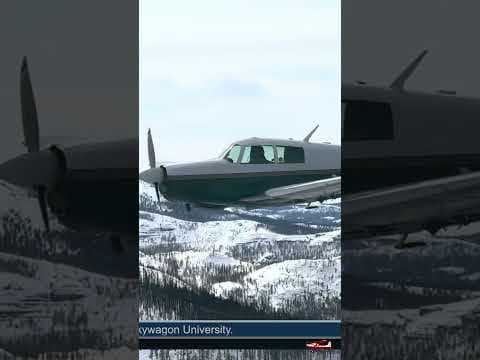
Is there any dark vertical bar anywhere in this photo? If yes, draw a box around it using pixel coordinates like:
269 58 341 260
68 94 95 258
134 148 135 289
342 1 480 358
0 1 138 358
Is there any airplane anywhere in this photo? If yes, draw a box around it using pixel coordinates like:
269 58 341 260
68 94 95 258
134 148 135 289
342 49 480 247
139 127 341 210
0 57 138 253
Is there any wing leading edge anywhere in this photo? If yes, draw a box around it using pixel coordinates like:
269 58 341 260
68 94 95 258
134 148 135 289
241 176 341 205
343 171 480 239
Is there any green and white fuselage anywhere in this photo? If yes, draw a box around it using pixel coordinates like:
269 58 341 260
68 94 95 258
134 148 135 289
140 135 341 208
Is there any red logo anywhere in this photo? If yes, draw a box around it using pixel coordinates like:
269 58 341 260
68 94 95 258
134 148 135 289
305 339 332 351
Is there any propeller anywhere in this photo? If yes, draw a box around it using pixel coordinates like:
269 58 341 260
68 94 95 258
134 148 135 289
147 128 160 202
154 184 161 203
21 57 54 231
140 128 165 203
0 57 66 232
148 128 156 170
37 185 50 232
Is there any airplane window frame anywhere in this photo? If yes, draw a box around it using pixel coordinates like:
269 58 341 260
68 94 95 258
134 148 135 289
223 144 242 163
239 145 276 165
276 145 305 164
342 100 394 141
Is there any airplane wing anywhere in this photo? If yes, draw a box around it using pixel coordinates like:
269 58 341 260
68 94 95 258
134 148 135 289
342 171 480 239
241 176 341 205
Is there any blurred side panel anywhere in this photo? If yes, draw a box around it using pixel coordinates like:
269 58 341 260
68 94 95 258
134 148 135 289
0 1 138 358
342 1 480 359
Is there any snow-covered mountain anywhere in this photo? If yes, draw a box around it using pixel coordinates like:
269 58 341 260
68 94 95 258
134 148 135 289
139 180 341 320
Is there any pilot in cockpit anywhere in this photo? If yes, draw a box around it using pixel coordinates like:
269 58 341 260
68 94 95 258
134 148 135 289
250 146 270 164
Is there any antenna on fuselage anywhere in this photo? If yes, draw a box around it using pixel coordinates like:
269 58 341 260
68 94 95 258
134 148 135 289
390 49 428 91
303 125 319 143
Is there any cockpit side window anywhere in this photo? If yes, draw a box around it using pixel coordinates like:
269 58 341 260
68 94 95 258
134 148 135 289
342 100 393 141
223 144 241 163
277 146 305 163
241 145 275 164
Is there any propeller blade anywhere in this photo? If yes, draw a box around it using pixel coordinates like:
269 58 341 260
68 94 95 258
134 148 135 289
148 128 156 169
37 185 50 232
143 129 164 203
154 183 161 202
20 57 40 153
139 167 165 203
7 57 63 233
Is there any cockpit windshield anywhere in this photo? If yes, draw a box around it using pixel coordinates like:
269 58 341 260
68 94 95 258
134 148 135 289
223 144 241 163
221 143 305 164
241 145 275 164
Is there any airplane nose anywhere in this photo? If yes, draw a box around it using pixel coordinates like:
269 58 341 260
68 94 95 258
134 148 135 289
0 150 58 188
139 167 164 184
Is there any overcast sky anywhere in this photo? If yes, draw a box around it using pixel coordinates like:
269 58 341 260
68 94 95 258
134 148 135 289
139 0 340 169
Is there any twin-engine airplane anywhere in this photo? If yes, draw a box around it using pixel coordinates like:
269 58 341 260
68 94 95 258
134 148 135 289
342 50 480 247
0 58 138 252
140 128 341 209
